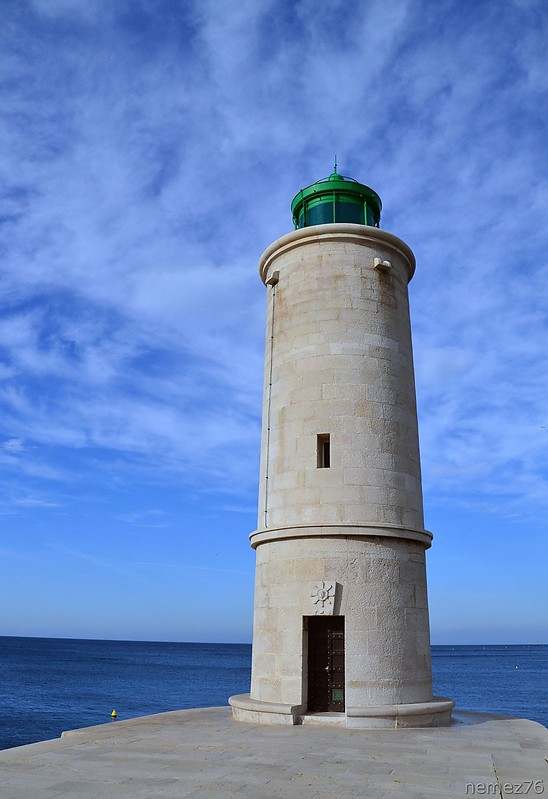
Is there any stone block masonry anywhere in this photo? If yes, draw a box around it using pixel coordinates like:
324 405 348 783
230 220 453 727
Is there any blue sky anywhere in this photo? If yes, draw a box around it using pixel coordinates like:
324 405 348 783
0 0 546 644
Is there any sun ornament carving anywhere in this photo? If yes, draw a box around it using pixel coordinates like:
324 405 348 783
309 581 336 615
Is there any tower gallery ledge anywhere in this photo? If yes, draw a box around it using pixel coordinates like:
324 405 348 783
259 223 416 286
249 523 434 549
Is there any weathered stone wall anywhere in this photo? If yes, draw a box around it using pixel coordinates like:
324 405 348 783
249 536 432 708
257 225 424 535
232 224 450 726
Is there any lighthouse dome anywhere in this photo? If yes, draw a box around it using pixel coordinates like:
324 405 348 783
290 167 382 230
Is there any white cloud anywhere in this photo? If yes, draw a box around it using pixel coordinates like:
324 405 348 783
1 438 26 454
11 495 61 508
0 0 547 521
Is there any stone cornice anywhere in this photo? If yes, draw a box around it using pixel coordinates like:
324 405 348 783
259 224 416 285
249 522 433 549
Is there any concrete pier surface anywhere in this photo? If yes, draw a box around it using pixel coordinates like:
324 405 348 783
0 706 546 798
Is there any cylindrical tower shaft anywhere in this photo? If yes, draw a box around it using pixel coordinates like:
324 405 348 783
230 174 453 728
257 226 424 539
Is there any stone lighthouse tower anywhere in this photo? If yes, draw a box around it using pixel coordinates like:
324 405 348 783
230 168 454 728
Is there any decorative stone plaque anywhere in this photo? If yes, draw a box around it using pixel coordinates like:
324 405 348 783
309 581 336 615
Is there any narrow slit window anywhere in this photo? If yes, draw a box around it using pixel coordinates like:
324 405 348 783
317 434 331 468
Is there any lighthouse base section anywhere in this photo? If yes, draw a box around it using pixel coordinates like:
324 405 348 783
229 694 455 728
244 532 447 721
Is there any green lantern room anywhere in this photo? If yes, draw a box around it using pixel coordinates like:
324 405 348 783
291 164 382 230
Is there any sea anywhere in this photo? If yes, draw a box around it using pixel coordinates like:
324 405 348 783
0 638 545 751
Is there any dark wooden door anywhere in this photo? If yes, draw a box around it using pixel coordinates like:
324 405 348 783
307 616 345 712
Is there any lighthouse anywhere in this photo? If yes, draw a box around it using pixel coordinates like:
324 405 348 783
230 167 454 728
